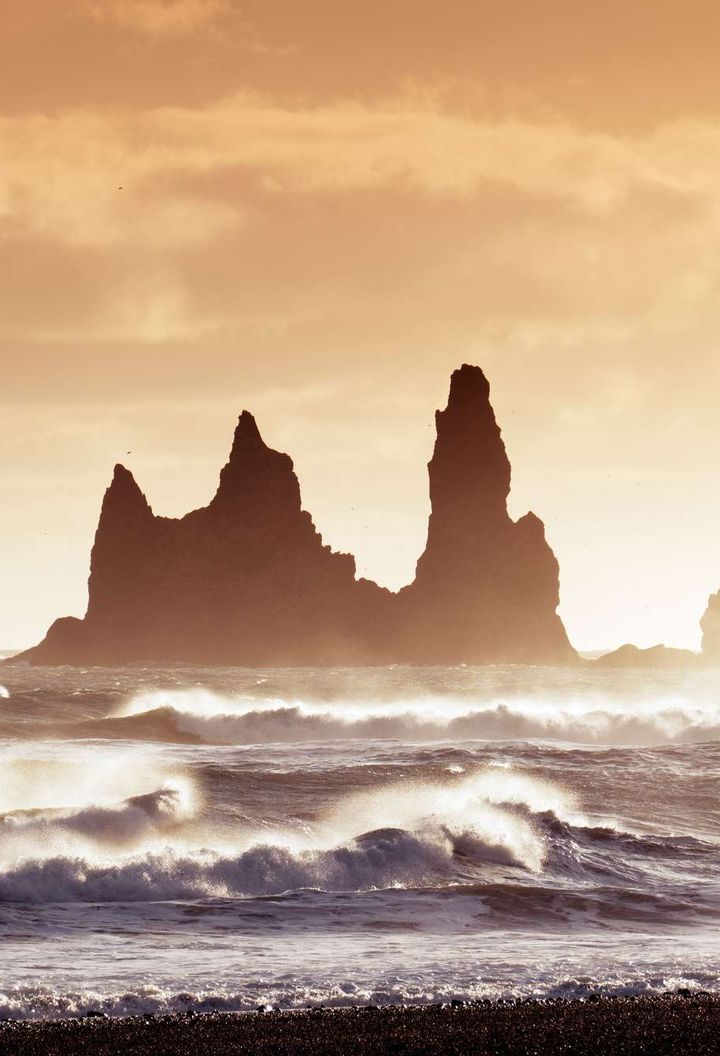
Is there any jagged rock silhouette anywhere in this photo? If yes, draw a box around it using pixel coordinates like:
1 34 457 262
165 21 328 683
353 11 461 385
12 365 576 666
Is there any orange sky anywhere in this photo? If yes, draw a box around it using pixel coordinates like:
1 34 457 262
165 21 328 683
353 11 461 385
2 0 720 651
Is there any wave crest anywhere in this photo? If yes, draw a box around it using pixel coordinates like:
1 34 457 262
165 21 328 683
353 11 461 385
1 784 193 847
103 688 720 747
0 768 566 900
0 820 532 903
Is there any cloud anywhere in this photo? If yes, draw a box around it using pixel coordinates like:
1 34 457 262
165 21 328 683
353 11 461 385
82 0 231 37
3 93 720 252
2 93 720 347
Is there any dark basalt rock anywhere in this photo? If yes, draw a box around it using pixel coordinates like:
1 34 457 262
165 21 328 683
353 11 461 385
396 365 573 663
598 590 720 669
10 365 575 667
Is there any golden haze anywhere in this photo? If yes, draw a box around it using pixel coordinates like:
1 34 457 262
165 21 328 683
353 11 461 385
2 0 720 651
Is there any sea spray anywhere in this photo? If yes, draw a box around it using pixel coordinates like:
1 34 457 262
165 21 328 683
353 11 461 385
105 686 720 746
0 664 718 1019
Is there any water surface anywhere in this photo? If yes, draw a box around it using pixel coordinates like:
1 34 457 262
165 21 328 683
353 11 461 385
0 664 718 1019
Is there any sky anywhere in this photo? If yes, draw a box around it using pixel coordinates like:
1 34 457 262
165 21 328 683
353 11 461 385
2 0 720 652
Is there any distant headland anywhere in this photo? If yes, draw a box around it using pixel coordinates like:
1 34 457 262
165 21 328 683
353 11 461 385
598 590 720 668
7 365 577 667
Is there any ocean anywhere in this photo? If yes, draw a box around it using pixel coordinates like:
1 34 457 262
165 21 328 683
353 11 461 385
0 663 718 1020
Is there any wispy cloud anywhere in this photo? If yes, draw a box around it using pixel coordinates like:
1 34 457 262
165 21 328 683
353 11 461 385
82 0 231 37
1 93 720 347
3 94 720 250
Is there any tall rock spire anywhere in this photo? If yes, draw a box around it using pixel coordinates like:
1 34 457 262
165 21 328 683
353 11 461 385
86 465 154 626
423 364 512 561
401 365 573 663
433 364 511 507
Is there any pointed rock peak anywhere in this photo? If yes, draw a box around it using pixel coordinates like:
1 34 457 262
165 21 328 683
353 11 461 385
111 463 137 485
100 464 152 523
223 411 274 471
223 410 272 470
211 410 301 516
232 410 264 449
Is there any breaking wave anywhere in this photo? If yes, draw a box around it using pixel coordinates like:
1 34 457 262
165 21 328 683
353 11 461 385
3 759 706 912
0 747 199 868
0 768 580 901
101 688 720 746
0 826 508 903
0 784 193 847
1 664 718 1022
0 811 714 913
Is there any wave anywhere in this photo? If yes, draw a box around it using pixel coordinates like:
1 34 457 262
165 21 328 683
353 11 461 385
1 757 711 908
316 769 575 868
96 687 720 746
0 821 715 916
2 666 718 1024
0 746 201 868
0 784 193 847
1 822 699 906
0 821 531 903
0 746 186 815
0 769 572 900
2 972 719 1021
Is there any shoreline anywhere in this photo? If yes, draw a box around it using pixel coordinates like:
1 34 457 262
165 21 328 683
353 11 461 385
2 994 720 1055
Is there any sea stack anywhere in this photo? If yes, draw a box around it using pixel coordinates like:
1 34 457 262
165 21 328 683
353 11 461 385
396 365 573 663
10 365 576 667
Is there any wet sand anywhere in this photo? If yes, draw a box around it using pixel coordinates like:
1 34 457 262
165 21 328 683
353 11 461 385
2 993 720 1055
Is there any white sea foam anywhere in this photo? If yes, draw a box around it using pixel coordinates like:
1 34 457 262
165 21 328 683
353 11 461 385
2 665 718 1021
0 685 8 699
0 832 449 902
0 746 180 815
315 769 571 871
1 783 194 845
0 768 566 899
0 947 718 1020
0 746 199 865
111 687 720 746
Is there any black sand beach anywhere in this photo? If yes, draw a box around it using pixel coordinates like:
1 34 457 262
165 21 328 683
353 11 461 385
2 994 720 1056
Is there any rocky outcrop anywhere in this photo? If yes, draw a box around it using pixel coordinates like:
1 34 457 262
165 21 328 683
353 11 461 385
22 412 392 665
10 365 576 667
596 591 720 669
595 643 698 669
396 365 573 663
